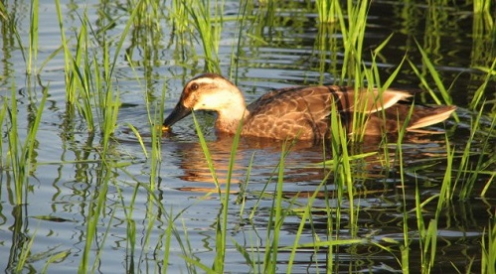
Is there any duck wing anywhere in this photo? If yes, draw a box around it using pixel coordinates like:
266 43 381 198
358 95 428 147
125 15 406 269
243 86 332 139
243 85 414 139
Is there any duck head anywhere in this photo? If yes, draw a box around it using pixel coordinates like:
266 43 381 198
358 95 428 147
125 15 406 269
163 73 247 130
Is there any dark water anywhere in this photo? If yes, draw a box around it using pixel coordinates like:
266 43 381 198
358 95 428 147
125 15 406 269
1 0 495 273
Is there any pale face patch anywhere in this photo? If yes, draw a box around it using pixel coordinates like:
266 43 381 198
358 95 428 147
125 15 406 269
180 77 243 112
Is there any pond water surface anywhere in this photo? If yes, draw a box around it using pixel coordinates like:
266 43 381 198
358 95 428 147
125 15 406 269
1 0 495 273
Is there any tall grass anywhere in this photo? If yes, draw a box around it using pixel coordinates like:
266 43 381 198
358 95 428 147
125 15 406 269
171 0 491 272
2 0 494 272
328 93 357 232
175 0 223 73
482 218 496 274
409 40 455 107
263 141 292 273
4 84 48 207
2 86 47 272
336 0 370 85
0 2 47 272
48 1 149 272
54 0 77 104
53 0 135 137
316 0 338 24
471 0 495 111
27 0 38 75
78 162 112 273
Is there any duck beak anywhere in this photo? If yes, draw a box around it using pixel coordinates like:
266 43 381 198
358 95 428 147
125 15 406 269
163 102 192 129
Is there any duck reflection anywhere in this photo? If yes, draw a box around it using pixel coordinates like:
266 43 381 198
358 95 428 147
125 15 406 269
162 128 459 199
164 130 428 193
164 133 327 191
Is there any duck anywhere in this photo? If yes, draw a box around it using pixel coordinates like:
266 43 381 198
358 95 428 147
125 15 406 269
162 73 456 140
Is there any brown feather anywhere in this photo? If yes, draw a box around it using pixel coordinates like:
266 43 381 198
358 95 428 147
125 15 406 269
163 74 457 140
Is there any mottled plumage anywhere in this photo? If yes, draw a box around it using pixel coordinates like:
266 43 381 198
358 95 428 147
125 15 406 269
163 73 456 140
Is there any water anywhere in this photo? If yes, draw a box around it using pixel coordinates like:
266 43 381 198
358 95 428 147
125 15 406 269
1 0 495 273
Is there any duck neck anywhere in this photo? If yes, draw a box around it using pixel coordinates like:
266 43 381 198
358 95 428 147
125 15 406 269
215 94 249 134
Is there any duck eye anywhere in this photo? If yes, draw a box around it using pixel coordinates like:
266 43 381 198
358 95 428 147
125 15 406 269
191 83 199 91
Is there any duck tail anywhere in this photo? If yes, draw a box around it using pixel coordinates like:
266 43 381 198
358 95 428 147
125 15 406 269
407 105 456 131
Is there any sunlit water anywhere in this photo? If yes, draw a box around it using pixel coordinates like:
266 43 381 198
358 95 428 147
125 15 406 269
1 0 495 273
